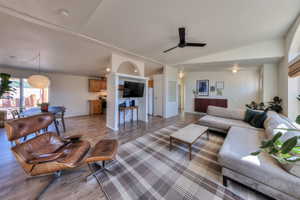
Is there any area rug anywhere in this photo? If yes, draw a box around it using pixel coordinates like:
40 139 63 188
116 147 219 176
96 123 244 200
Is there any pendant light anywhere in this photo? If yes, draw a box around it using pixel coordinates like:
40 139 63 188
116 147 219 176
28 53 50 89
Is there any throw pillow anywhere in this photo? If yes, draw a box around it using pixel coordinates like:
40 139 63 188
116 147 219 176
250 112 267 128
244 109 258 123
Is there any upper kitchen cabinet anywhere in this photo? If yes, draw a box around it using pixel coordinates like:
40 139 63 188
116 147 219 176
89 79 106 92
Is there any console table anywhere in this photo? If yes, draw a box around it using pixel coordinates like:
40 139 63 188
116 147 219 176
194 97 227 113
119 106 138 128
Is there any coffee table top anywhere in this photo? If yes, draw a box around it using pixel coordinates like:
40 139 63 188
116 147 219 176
170 124 208 144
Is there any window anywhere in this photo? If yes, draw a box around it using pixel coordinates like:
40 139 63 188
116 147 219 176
0 78 21 112
23 79 49 109
0 77 49 119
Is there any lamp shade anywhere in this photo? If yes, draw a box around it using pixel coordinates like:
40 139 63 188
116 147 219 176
28 75 50 89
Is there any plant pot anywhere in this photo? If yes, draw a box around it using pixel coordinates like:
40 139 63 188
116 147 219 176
0 110 7 128
281 162 300 178
41 104 49 112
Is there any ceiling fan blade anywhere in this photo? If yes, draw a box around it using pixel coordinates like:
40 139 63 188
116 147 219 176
179 27 185 44
163 45 178 53
186 42 207 47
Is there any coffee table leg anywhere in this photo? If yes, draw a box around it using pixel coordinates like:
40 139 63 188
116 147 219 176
189 144 192 160
169 137 172 150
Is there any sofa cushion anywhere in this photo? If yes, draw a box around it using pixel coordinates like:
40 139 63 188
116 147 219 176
207 106 245 121
198 115 263 132
264 112 300 144
219 127 300 199
249 112 267 128
244 109 258 123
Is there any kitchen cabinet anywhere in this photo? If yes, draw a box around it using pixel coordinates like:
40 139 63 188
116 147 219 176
89 100 102 115
89 79 106 92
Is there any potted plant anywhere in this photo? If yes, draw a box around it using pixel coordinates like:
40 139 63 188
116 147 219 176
296 95 300 124
266 96 283 113
40 103 50 112
0 73 15 127
0 73 14 99
245 101 265 111
192 89 197 98
252 129 300 177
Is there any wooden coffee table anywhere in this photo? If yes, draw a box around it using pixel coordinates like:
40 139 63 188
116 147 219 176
170 124 209 160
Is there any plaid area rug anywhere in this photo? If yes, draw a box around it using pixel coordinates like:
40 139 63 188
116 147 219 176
96 123 244 200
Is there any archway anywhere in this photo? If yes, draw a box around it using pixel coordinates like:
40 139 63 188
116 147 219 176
117 61 141 76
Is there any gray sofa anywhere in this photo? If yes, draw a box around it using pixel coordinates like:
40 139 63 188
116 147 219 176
198 106 300 200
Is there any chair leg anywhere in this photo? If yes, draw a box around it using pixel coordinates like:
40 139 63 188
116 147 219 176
86 161 114 182
223 176 228 187
61 117 66 132
54 120 60 136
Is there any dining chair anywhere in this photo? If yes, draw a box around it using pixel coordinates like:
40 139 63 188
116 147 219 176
11 109 20 119
54 106 66 132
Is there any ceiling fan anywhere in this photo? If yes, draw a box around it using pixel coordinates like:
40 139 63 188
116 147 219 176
163 27 207 53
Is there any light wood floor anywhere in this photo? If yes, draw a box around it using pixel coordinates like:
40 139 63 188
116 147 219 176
0 113 270 200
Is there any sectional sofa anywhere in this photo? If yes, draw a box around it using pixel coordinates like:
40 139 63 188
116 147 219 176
198 106 300 200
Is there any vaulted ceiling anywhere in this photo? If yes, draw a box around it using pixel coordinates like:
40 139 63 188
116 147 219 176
0 0 299 76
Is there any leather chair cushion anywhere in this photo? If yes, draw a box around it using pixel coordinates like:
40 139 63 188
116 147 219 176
12 132 65 162
5 113 54 141
30 140 90 175
12 132 90 176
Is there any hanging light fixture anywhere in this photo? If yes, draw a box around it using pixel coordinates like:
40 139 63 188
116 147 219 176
28 53 50 89
179 71 184 79
231 64 240 74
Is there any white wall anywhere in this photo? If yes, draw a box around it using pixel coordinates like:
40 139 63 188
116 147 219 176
48 74 100 117
163 65 178 118
261 64 278 102
0 67 100 117
184 70 260 112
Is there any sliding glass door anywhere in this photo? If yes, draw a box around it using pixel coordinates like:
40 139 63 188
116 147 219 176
0 77 49 119
23 79 49 109
0 78 21 112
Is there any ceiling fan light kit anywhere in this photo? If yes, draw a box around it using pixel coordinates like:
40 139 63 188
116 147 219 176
163 27 207 53
28 53 50 89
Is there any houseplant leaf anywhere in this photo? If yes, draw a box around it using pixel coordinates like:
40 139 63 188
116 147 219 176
296 115 300 125
271 132 283 143
260 140 274 148
251 150 261 156
280 137 298 154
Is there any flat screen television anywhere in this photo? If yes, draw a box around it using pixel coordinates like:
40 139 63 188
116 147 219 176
123 81 144 98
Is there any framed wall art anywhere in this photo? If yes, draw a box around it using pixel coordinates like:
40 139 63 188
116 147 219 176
196 80 209 96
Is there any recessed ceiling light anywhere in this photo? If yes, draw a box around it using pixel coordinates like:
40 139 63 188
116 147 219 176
106 67 111 72
58 9 70 17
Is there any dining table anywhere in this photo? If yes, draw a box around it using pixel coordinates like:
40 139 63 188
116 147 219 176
21 106 66 136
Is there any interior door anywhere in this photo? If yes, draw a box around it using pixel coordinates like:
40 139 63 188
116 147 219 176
153 75 163 116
